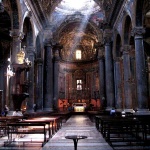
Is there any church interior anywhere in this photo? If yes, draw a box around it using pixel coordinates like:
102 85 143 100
0 0 150 149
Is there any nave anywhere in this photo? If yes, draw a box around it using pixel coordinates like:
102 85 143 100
42 115 112 150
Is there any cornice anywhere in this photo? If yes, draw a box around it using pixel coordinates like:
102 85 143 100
30 0 49 28
107 0 124 28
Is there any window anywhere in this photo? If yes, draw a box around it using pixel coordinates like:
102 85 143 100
77 79 82 90
76 50 81 60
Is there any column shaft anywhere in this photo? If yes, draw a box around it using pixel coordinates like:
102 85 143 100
36 59 43 111
53 45 61 110
104 30 115 109
122 46 132 110
114 58 123 110
26 47 35 112
132 27 148 111
43 44 53 111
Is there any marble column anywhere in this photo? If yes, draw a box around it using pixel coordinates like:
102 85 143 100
122 45 133 111
35 58 43 111
132 27 149 112
103 29 115 110
53 43 62 110
97 45 105 109
130 48 137 110
114 57 123 110
43 43 53 111
9 30 24 110
26 46 35 112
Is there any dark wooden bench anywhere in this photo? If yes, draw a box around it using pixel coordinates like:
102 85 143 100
0 116 25 137
95 115 141 144
5 122 48 147
26 116 62 136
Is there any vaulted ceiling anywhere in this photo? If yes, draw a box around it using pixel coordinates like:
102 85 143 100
0 0 115 62
37 0 111 62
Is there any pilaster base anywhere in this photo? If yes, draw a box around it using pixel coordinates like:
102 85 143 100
106 107 115 111
43 108 53 112
124 109 135 113
134 109 150 115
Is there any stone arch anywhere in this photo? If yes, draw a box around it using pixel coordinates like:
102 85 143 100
53 19 102 62
54 19 102 43
115 34 122 58
124 15 132 45
22 17 34 48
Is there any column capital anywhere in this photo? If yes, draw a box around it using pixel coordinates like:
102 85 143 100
44 38 55 47
53 43 63 61
94 42 103 49
131 27 145 38
53 43 63 50
94 42 105 59
9 30 24 41
103 29 112 45
114 57 122 63
121 45 130 54
98 47 105 60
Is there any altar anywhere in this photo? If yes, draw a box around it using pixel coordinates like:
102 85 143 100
73 103 86 112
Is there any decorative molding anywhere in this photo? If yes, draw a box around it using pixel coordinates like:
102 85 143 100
103 29 112 45
107 0 124 27
30 0 49 28
121 45 130 54
9 30 24 41
114 57 122 62
131 27 145 37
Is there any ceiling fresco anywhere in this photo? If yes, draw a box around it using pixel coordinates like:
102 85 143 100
49 0 104 62
58 22 99 62
1 0 114 63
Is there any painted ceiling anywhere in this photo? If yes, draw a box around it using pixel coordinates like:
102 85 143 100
50 0 104 62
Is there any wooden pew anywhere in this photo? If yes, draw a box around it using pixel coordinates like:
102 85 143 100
0 116 24 137
5 122 48 147
20 119 53 138
95 115 140 144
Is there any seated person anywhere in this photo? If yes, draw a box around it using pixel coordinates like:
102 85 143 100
110 108 116 116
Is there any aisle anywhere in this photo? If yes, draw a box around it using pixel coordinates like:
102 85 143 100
42 115 113 150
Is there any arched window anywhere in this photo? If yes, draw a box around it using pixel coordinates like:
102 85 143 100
77 79 82 90
76 50 81 60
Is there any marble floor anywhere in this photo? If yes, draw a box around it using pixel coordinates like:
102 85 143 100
42 115 112 150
